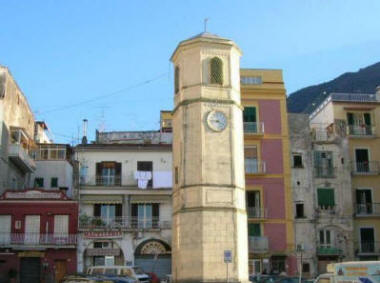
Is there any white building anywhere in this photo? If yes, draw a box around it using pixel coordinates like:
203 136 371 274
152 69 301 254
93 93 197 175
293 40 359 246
30 143 75 197
75 130 172 277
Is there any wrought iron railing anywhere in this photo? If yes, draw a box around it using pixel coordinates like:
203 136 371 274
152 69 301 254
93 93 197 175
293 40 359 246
314 166 336 178
352 161 380 175
356 203 380 216
0 233 77 246
79 216 171 230
248 236 268 253
245 160 266 174
347 124 375 136
246 207 267 218
243 122 265 134
355 241 380 254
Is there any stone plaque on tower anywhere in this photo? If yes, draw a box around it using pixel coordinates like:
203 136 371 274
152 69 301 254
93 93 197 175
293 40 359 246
171 32 249 283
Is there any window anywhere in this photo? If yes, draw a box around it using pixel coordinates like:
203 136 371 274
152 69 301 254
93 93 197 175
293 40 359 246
210 57 223 85
271 256 286 274
54 215 68 236
246 191 261 218
355 149 370 173
243 107 258 133
51 177 58 188
131 203 159 228
356 189 373 214
174 66 179 94
0 215 11 244
347 112 372 135
314 151 334 178
317 188 335 209
295 203 305 218
248 223 261 237
96 162 121 186
34 177 44 188
94 204 122 221
319 230 332 247
241 76 262 85
293 154 303 168
245 147 259 173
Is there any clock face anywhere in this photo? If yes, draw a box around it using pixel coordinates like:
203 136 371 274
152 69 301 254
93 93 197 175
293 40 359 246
206 111 227 132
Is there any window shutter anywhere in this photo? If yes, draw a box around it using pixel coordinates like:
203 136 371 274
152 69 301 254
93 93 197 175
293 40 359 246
152 203 159 218
364 113 371 125
94 204 101 217
115 162 121 185
96 163 103 185
317 188 335 208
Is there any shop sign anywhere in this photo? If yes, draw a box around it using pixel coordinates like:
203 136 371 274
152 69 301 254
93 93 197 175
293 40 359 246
86 248 120 256
84 231 122 239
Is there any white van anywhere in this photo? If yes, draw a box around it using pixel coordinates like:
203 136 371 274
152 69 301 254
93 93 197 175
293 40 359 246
314 261 380 283
87 266 150 283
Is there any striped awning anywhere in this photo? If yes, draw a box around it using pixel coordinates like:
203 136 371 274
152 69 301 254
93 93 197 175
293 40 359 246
130 195 170 204
81 195 123 204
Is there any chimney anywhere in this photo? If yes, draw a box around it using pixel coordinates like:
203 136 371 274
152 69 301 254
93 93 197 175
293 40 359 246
81 119 88 145
376 86 380 102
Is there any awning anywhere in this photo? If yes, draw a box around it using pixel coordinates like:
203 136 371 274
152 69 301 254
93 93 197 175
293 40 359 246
130 195 170 204
81 195 123 204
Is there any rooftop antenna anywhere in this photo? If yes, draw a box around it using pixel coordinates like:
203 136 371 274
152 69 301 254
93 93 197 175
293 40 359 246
204 18 209 33
81 119 88 145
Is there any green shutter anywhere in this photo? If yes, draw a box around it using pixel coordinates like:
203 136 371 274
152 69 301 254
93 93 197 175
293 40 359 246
347 113 354 125
248 223 261 236
364 113 371 125
317 188 335 208
243 107 257 122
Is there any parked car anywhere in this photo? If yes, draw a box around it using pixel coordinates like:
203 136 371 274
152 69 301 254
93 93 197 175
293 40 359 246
274 277 310 283
62 273 113 283
87 266 149 283
249 274 280 282
160 274 172 283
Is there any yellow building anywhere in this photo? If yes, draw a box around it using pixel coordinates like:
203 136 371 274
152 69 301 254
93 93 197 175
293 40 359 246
240 69 296 275
310 88 380 261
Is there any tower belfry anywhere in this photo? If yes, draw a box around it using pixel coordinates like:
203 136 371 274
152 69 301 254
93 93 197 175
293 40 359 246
171 33 249 283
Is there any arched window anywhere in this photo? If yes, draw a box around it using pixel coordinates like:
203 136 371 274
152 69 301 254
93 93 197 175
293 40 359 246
174 66 180 94
210 57 223 85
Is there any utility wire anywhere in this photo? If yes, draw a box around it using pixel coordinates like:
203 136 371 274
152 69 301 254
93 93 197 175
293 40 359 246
38 72 168 115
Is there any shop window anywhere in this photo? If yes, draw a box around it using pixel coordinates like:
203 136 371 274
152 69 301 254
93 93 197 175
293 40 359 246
271 256 286 274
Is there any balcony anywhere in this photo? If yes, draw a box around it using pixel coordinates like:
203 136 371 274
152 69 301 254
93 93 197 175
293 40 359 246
355 241 380 255
355 203 380 217
317 245 343 256
247 207 267 218
347 124 376 137
80 175 122 187
244 122 264 135
0 233 76 247
245 161 266 175
79 216 171 230
314 166 336 178
312 128 338 143
351 161 380 175
248 236 268 253
8 144 36 172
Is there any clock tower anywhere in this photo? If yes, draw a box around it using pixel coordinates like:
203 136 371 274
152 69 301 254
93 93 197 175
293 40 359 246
171 33 249 283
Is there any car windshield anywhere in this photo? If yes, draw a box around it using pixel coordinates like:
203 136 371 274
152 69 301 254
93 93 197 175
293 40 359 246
133 267 145 275
105 268 118 275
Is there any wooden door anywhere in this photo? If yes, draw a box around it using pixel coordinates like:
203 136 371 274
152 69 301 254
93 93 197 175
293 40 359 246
55 260 67 283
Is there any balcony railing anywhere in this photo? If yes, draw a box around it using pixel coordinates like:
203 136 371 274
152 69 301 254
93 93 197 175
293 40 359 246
347 124 375 137
80 175 122 186
244 122 265 135
247 207 267 218
312 128 337 142
245 160 266 174
314 166 336 178
79 216 171 230
8 144 36 172
355 203 380 216
355 241 380 254
352 161 380 175
248 236 268 253
317 245 343 256
0 233 76 246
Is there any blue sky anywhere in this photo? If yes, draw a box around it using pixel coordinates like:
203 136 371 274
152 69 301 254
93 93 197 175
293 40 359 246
1 0 380 143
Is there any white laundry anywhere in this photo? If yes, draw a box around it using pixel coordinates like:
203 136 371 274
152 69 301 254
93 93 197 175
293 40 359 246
135 171 152 189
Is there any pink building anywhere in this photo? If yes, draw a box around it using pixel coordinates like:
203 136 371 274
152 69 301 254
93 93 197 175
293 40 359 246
241 69 296 275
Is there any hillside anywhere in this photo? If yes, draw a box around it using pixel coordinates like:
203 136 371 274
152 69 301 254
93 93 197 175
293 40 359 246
287 62 380 113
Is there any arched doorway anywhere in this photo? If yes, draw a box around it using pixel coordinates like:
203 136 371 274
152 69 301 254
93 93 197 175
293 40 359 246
83 240 124 271
134 239 171 279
